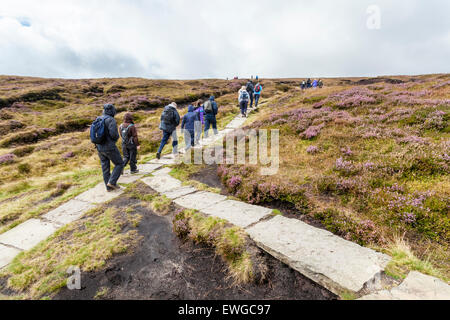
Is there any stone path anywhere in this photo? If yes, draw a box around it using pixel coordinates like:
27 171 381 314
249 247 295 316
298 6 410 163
1 103 449 300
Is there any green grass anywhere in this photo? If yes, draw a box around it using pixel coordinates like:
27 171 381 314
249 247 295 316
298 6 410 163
0 206 142 299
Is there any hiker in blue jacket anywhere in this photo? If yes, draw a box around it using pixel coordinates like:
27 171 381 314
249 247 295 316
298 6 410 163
204 96 219 138
95 104 124 191
181 105 200 151
157 102 180 159
254 82 263 108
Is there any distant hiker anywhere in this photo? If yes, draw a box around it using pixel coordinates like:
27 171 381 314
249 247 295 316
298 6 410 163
181 105 200 151
254 82 263 108
193 100 205 145
204 96 219 138
301 81 306 90
312 79 318 88
238 86 250 117
157 102 180 159
90 104 124 192
318 79 323 88
120 113 140 174
256 75 259 81
306 78 312 88
246 80 255 108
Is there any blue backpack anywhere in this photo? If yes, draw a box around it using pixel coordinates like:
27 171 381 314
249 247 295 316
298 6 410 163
90 117 107 144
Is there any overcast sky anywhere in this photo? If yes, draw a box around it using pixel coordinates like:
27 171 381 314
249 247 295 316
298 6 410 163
0 0 449 79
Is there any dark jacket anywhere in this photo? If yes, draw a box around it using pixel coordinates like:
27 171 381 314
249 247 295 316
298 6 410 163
181 105 200 131
120 113 140 146
96 104 120 152
159 104 180 133
246 81 254 94
205 96 218 118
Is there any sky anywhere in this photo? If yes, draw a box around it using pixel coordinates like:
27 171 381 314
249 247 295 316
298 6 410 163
0 0 449 79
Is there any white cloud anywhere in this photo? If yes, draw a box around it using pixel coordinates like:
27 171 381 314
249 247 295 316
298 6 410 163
0 0 448 79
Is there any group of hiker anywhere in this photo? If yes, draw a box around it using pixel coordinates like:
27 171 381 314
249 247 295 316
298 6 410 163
90 104 140 191
301 78 323 90
91 81 263 192
238 80 263 117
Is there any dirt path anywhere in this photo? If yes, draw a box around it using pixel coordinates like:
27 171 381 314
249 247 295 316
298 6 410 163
54 185 336 300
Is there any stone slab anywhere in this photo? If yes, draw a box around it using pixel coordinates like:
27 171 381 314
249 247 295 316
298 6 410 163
75 183 123 204
141 175 182 193
359 271 450 300
0 219 59 251
43 199 95 225
226 118 247 129
137 163 163 174
201 200 272 228
149 156 179 165
174 191 227 211
246 215 391 295
0 244 21 269
163 186 198 200
152 167 172 176
118 174 143 184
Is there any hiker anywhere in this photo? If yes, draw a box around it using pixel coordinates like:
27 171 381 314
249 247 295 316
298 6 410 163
312 79 318 88
90 104 124 192
181 105 200 151
120 113 140 174
306 78 312 88
156 102 180 160
301 81 306 90
193 100 205 145
204 95 219 138
246 80 255 108
318 79 323 88
254 82 263 108
238 86 250 117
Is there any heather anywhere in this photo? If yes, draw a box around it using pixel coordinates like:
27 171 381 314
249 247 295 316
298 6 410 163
218 74 450 277
0 76 264 233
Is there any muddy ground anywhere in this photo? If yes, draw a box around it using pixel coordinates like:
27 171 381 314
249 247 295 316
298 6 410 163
54 183 336 300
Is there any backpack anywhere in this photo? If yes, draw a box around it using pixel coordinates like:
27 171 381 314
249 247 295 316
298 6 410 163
246 82 254 93
204 100 213 113
120 124 134 145
90 117 107 144
240 91 249 102
255 84 261 92
161 107 175 125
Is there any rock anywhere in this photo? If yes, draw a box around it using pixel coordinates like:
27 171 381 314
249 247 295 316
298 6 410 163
43 199 95 225
359 271 450 300
201 200 272 228
75 183 123 204
118 174 143 184
246 215 391 296
174 191 227 211
163 187 197 200
0 244 21 269
0 219 59 251
141 175 182 193
137 163 163 174
152 167 172 176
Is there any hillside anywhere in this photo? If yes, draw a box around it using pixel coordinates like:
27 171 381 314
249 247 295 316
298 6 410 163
0 74 449 299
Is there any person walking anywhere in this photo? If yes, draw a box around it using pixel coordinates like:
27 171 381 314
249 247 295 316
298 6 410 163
238 86 250 117
306 78 312 88
301 80 306 90
204 96 219 138
193 100 205 145
254 82 263 108
120 113 140 174
246 80 255 108
181 105 200 151
90 103 124 192
312 79 318 88
156 102 180 160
